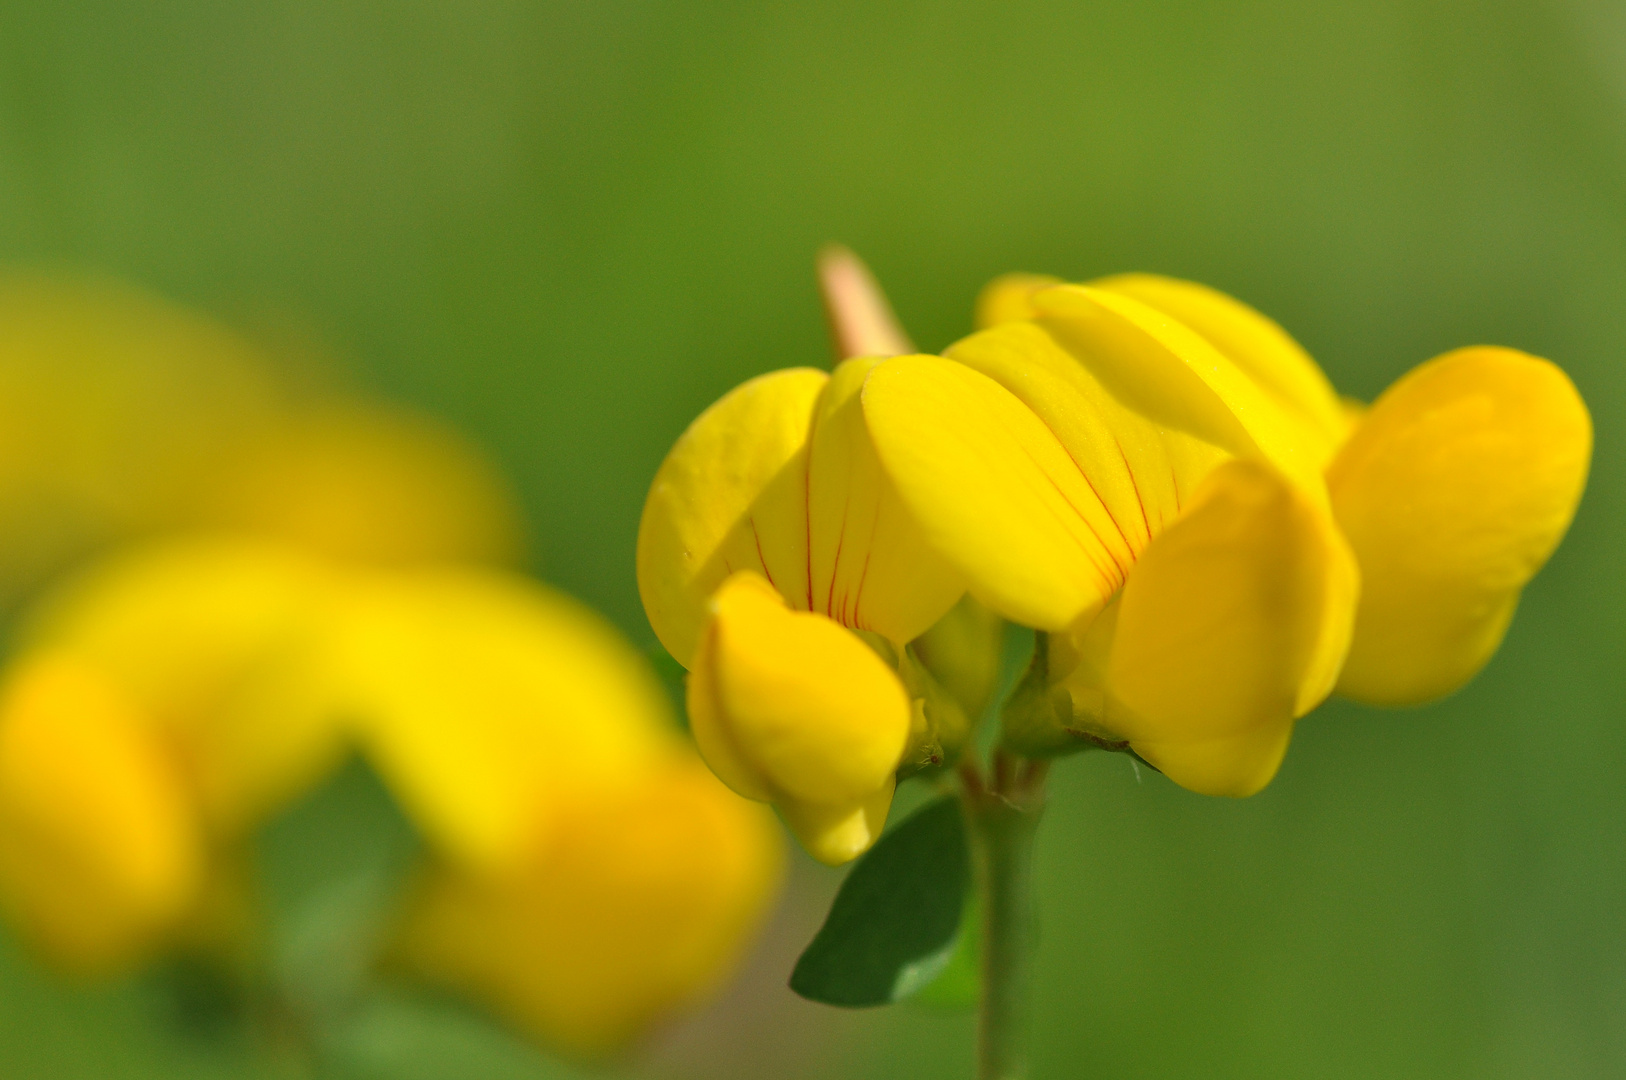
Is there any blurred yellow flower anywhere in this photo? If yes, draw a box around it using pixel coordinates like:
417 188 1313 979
0 274 280 605
0 275 782 1057
0 538 783 1052
0 541 344 974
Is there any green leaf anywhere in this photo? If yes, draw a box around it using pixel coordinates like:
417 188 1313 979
910 892 980 1009
790 795 970 1007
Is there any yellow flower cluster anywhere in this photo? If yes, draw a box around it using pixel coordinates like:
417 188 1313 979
0 277 782 1058
639 256 1590 864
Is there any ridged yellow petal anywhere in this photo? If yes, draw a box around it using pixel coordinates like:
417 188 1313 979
1032 285 1326 496
1093 274 1347 461
946 320 1229 557
1105 460 1358 796
1328 347 1591 704
807 358 964 643
393 757 783 1059
0 654 203 974
862 354 1128 630
637 368 828 667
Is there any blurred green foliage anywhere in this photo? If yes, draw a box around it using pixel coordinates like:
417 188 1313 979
1 0 1623 1077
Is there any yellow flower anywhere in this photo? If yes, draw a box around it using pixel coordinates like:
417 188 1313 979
317 563 689 873
0 272 782 1051
641 254 1589 823
638 350 971 864
861 270 1590 794
0 274 279 607
0 538 784 1055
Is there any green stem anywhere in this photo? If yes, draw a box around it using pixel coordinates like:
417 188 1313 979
968 758 1045 1080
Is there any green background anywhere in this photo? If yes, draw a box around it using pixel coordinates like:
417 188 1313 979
1 0 1623 1076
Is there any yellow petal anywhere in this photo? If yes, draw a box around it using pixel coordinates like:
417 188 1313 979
1092 273 1348 462
777 782 897 867
638 368 828 667
862 353 1130 630
199 401 526 567
17 540 346 838
1103 459 1358 796
392 757 783 1059
0 654 204 974
0 274 281 608
1032 285 1327 496
974 272 1063 329
1328 347 1591 704
806 358 964 644
946 320 1229 556
328 568 676 872
687 572 909 863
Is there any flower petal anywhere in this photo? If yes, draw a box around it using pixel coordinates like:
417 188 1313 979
1092 273 1348 462
1328 347 1591 704
946 320 1229 558
1032 285 1328 496
392 757 783 1059
807 358 965 644
974 272 1062 329
1102 459 1358 796
17 540 345 839
330 568 676 872
200 401 526 567
862 354 1128 630
777 782 897 867
637 368 828 667
688 572 910 812
0 653 203 974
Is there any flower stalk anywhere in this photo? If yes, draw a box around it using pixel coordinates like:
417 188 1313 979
965 753 1047 1080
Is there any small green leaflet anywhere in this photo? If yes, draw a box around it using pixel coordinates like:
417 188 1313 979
790 795 971 1007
